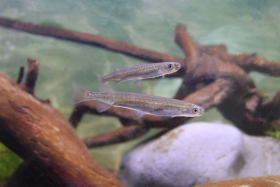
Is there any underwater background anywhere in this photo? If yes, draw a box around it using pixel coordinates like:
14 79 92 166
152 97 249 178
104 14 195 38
0 0 280 173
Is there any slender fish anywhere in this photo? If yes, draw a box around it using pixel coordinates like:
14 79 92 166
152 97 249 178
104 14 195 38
71 82 204 119
98 62 181 91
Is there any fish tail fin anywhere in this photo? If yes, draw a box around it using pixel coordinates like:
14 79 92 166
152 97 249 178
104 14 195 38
98 75 103 84
98 76 114 92
98 75 105 92
108 80 118 89
71 82 87 104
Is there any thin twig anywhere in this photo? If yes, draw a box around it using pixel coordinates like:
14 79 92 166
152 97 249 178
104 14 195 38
83 124 149 148
20 58 39 95
16 66 24 84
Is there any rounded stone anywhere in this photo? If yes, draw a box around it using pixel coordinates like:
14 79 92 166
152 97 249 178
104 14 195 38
119 122 245 187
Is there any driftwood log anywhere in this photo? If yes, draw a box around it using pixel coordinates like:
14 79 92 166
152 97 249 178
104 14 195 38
0 59 124 186
1 17 280 186
196 175 280 187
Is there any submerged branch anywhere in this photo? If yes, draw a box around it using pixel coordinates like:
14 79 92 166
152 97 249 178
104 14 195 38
175 24 197 72
199 44 280 77
260 88 280 122
0 17 185 77
19 58 39 95
83 124 149 148
0 16 279 77
173 24 273 135
140 78 234 128
16 66 24 84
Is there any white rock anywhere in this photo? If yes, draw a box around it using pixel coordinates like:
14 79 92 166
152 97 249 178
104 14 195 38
239 135 280 177
118 122 280 187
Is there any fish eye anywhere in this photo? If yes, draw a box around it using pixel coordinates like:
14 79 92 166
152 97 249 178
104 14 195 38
168 63 173 69
192 107 198 114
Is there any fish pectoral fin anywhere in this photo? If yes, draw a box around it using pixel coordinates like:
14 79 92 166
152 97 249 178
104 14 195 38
95 100 113 113
153 109 175 117
131 110 145 120
129 79 141 86
135 79 141 86
129 79 135 85
110 65 118 73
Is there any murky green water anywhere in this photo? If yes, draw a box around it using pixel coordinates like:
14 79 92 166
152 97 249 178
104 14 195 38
0 0 280 171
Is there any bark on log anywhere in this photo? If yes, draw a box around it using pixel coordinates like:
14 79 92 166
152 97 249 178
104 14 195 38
0 71 124 187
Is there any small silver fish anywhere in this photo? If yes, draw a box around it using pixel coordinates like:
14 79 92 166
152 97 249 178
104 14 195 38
98 62 181 91
71 82 204 119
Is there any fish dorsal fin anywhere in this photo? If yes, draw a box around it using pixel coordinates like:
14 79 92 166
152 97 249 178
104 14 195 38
99 82 114 92
95 100 113 113
110 65 118 74
131 110 145 120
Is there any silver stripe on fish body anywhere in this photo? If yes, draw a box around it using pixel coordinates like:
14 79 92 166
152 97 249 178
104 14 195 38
71 82 204 120
98 62 181 91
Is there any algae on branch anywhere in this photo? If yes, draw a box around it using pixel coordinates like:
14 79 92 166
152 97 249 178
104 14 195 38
0 143 22 181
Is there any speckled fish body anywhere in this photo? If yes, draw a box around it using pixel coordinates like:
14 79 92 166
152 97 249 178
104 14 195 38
98 62 181 91
71 82 204 119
